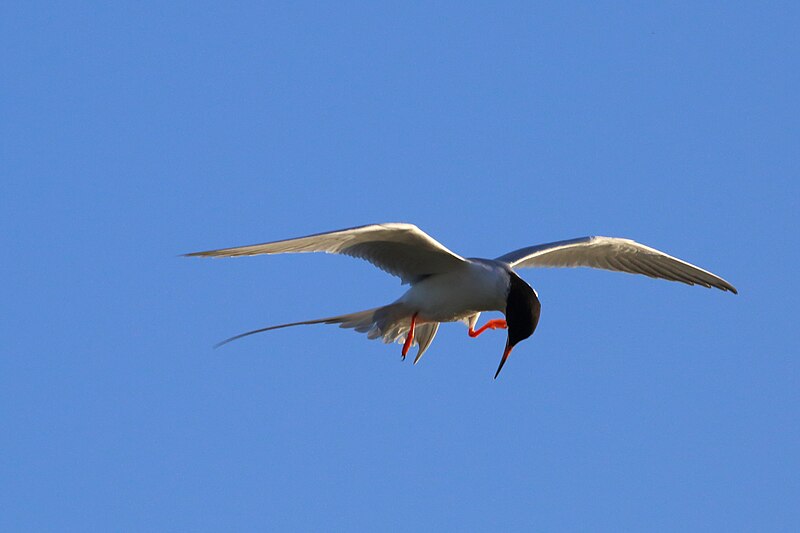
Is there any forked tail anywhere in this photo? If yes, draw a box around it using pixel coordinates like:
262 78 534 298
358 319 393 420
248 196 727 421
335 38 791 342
215 303 440 362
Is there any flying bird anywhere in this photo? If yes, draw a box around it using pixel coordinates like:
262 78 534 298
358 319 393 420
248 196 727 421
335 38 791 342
187 223 736 378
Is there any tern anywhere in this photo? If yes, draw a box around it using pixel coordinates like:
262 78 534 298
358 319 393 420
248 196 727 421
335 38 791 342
187 223 736 378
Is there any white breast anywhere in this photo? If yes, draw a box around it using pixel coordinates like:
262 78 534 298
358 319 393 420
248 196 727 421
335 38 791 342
397 260 509 323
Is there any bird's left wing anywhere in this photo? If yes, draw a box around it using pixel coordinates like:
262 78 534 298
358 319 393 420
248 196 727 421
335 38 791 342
185 223 467 284
496 236 737 293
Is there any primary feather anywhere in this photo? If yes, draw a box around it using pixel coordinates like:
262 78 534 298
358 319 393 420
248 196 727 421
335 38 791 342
185 223 465 284
496 236 736 293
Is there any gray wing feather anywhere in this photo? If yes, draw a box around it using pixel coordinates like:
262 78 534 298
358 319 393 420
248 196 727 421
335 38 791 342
185 223 466 284
496 236 737 294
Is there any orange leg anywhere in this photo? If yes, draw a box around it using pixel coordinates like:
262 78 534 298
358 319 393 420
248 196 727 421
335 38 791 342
401 313 418 360
468 319 507 338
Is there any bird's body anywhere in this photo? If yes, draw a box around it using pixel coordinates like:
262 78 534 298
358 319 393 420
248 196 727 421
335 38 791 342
187 223 736 378
398 259 510 324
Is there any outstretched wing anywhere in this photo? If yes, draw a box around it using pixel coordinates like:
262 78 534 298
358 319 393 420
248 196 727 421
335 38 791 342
185 223 466 284
496 236 737 293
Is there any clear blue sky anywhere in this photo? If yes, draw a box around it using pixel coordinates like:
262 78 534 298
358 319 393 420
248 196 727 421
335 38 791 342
2 2 798 531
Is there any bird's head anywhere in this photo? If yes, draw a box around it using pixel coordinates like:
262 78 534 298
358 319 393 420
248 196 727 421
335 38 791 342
497 271 542 378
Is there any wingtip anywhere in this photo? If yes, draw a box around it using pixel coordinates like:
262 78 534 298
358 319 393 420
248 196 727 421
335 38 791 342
717 282 738 295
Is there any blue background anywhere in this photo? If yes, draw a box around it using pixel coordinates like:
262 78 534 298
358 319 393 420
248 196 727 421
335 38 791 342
3 2 798 531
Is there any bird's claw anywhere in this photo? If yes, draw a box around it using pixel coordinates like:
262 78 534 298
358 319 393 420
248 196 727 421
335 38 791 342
468 319 508 338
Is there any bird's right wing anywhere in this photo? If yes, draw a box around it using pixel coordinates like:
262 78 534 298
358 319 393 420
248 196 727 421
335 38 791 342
185 223 467 284
496 236 737 293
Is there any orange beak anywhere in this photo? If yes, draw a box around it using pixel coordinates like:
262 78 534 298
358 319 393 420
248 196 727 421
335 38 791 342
494 340 514 379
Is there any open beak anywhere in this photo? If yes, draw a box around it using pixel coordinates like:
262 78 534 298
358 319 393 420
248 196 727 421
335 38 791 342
494 338 514 379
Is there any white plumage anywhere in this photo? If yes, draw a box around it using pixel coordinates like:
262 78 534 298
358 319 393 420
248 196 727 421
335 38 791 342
187 223 736 377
